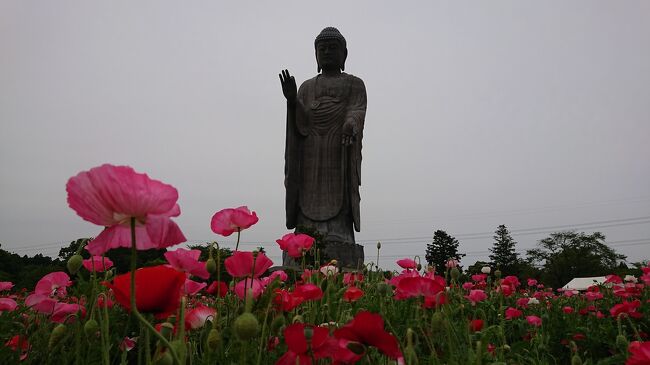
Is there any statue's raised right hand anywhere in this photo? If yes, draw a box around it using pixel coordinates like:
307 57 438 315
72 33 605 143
279 69 297 103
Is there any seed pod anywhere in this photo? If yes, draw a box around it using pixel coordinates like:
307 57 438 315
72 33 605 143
376 282 391 296
615 334 628 351
571 354 583 365
303 326 314 340
153 351 173 365
431 312 445 333
271 315 286 334
207 328 221 351
49 323 67 349
67 254 83 274
416 263 422 271
450 267 460 280
234 312 259 341
494 270 502 279
376 242 381 249
292 314 304 324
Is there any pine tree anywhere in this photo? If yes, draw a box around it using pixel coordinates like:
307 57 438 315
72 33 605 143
425 230 465 272
489 224 519 275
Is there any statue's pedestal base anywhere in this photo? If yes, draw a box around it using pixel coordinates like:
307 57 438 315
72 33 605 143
282 242 364 269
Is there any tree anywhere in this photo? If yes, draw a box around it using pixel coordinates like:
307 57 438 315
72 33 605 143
425 230 465 272
489 225 519 275
526 231 626 289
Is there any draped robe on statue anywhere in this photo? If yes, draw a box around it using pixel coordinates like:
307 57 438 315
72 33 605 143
285 73 366 245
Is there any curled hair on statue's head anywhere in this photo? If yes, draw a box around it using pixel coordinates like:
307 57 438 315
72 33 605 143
314 27 348 73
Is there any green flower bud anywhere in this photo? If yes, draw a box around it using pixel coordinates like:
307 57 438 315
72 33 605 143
159 322 174 340
376 282 391 296
67 254 83 274
84 319 99 337
234 312 259 341
153 351 173 365
616 334 628 351
450 267 460 280
303 326 314 340
416 263 422 271
292 315 304 324
49 323 67 349
206 258 217 274
207 328 221 351
271 315 286 334
571 354 583 365
376 241 381 249
494 270 502 279
431 312 446 333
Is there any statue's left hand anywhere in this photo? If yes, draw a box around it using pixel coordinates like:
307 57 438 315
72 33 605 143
342 120 356 146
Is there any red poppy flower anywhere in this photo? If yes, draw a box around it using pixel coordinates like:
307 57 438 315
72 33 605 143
334 311 403 360
343 273 364 286
4 335 30 361
273 289 304 312
103 265 186 318
469 319 484 332
210 206 258 237
82 256 114 272
526 315 542 327
294 284 323 301
276 233 315 258
276 323 336 364
343 286 364 302
395 275 445 300
627 341 650 365
611 300 643 319
206 281 228 297
66 164 186 255
0 281 14 291
505 307 523 320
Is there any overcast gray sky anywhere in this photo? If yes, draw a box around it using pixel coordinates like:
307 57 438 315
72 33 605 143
1 1 649 272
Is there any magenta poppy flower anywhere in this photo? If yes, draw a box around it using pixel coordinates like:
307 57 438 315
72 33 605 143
185 305 216 330
164 248 210 279
275 233 314 258
210 206 259 237
505 307 523 320
0 282 14 291
234 278 264 300
294 283 323 301
396 258 417 270
66 164 186 255
526 315 542 327
51 302 85 323
206 281 228 297
0 298 18 313
465 289 487 305
276 323 336 364
25 294 58 314
261 270 289 286
334 311 403 361
82 256 114 272
343 286 364 302
184 278 207 296
469 319 484 332
627 341 650 365
395 275 445 300
224 251 273 278
343 273 364 286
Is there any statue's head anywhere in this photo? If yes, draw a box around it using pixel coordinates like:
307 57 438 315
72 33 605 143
315 27 348 73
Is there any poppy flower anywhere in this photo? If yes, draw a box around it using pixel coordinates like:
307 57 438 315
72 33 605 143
0 281 14 291
0 298 18 313
184 279 207 295
273 289 304 312
343 286 364 302
465 290 487 305
505 307 523 320
164 248 210 279
627 341 650 365
343 273 364 286
261 270 289 286
469 319 484 332
395 275 445 300
234 278 264 300
294 284 324 301
34 272 72 298
82 256 114 272
185 305 216 330
51 302 85 323
610 300 643 319
276 323 336 364
526 315 542 327
210 206 258 237
4 335 30 361
104 265 186 318
276 233 314 258
334 311 403 361
66 164 186 255
206 281 228 297
396 258 417 270
225 251 273 278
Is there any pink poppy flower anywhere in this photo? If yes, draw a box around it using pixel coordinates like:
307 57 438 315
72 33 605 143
210 206 258 237
184 278 207 296
627 341 650 365
334 311 403 361
396 258 417 270
25 294 58 314
34 272 72 298
605 274 623 284
395 275 445 300
51 302 85 323
462 282 474 290
185 305 216 330
343 273 364 286
224 251 273 278
261 270 289 286
0 298 18 313
445 259 459 269
526 315 542 327
82 256 114 272
120 337 137 352
275 233 314 258
66 164 186 255
294 283 324 301
562 306 574 314
505 307 523 320
465 290 487 305
0 282 14 291
164 248 210 279
234 278 264 300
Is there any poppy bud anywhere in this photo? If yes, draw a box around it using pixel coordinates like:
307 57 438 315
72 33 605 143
84 319 99 337
159 322 174 340
153 351 173 365
67 254 83 274
207 328 220 351
206 258 217 274
494 270 502 279
376 241 381 249
376 282 390 296
571 354 583 365
450 267 460 280
431 312 445 333
292 315 304 324
271 315 286 334
104 269 114 280
502 344 511 352
615 334 628 351
49 323 67 349
234 312 259 341
416 263 422 271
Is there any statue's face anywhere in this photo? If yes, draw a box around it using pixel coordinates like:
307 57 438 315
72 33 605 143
316 39 345 71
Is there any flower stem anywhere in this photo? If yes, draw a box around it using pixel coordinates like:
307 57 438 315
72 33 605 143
235 229 241 251
129 218 182 365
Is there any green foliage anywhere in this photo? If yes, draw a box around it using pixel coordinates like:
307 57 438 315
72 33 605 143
425 229 466 272
489 224 520 276
526 231 626 288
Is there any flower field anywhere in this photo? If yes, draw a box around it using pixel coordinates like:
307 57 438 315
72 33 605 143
1 164 649 364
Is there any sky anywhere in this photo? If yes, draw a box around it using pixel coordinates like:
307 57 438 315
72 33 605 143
1 1 649 272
